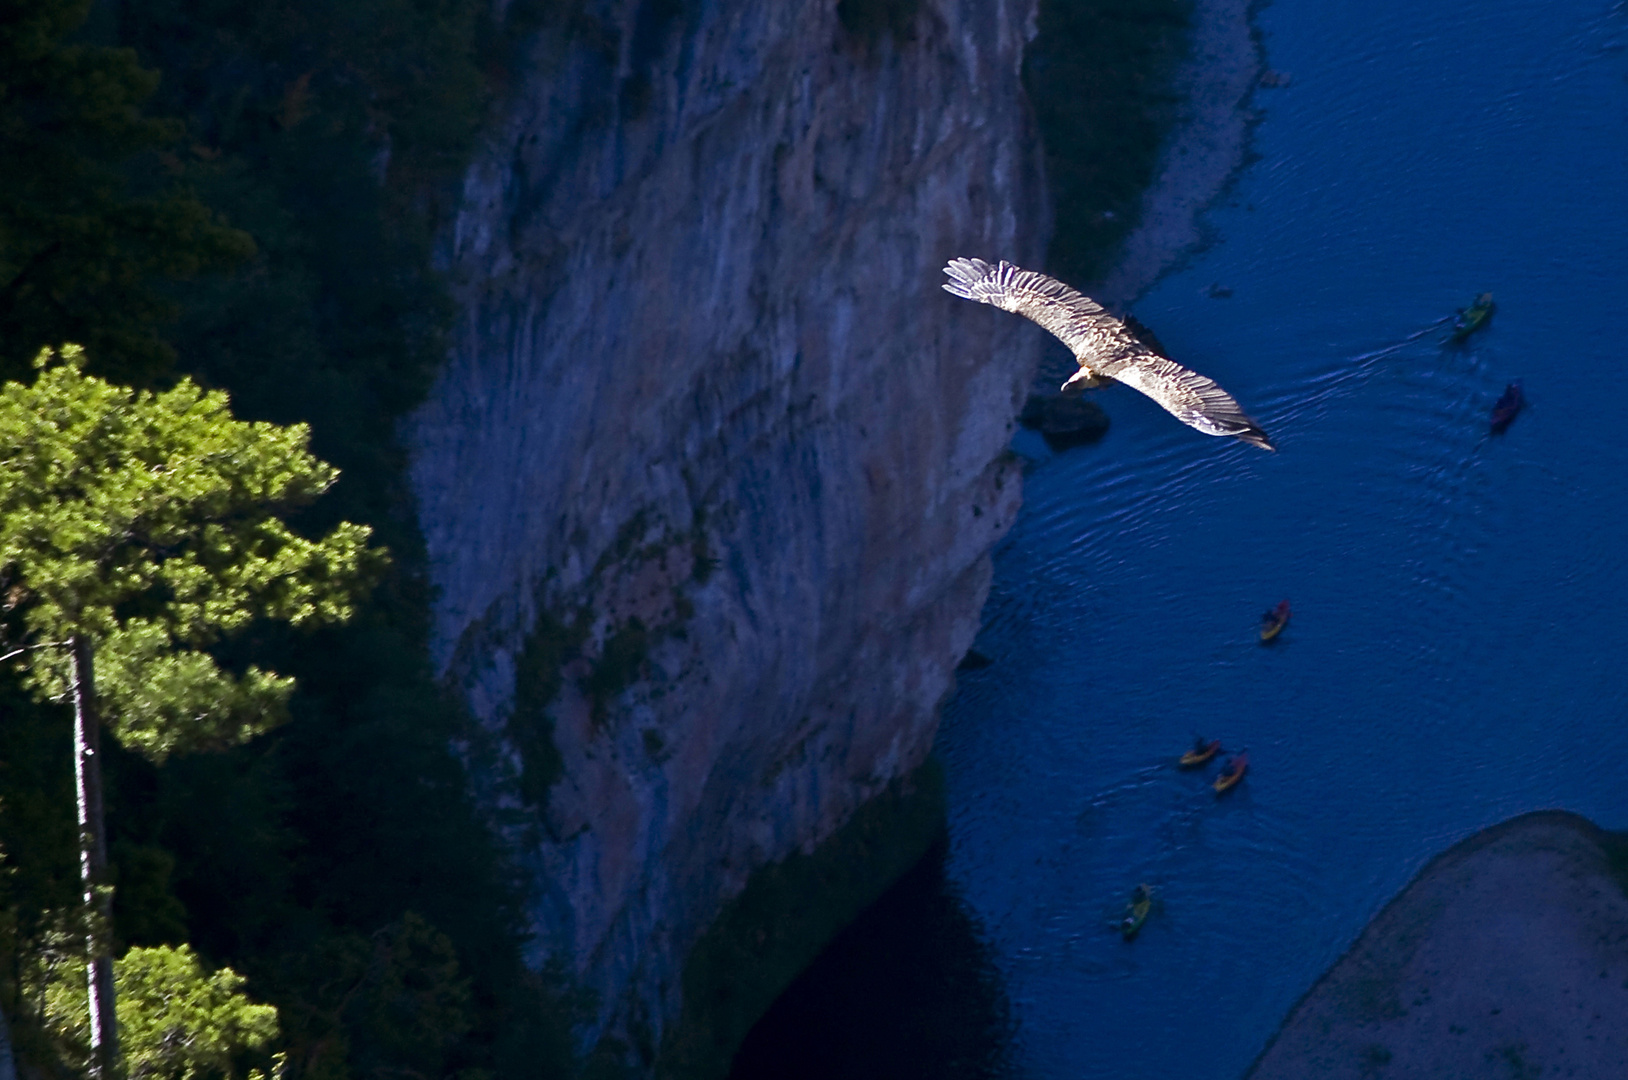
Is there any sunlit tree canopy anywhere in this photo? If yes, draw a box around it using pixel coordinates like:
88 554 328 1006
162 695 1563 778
0 344 384 760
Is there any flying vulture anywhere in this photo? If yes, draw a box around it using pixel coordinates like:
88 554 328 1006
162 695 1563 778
943 258 1273 450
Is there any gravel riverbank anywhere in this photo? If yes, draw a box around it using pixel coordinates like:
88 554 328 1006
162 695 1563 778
1248 812 1628 1079
1093 0 1262 308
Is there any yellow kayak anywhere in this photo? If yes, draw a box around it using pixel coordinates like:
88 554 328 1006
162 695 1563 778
1179 739 1222 768
1214 753 1249 794
1260 600 1291 643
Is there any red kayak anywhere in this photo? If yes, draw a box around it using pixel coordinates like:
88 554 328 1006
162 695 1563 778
1490 380 1525 434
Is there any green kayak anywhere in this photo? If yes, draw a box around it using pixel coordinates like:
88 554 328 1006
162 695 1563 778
1450 293 1496 341
1118 884 1153 940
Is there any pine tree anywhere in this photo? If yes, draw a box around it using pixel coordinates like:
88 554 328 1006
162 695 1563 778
0 345 384 1077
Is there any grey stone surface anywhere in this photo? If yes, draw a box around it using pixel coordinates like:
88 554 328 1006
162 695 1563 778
407 0 1046 1048
1249 813 1628 1080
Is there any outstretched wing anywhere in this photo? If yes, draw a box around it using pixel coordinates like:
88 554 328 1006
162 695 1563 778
1096 353 1274 450
942 257 1139 362
943 257 1273 450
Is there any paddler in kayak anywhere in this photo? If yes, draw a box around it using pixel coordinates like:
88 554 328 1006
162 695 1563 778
1179 737 1222 768
1450 293 1496 342
1490 380 1525 434
1214 752 1250 794
1260 600 1291 642
1119 884 1154 939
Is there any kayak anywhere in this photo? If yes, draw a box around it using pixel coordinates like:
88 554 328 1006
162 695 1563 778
1450 293 1496 342
1119 885 1153 940
1260 600 1291 643
1214 753 1249 794
1490 380 1525 434
1179 739 1222 768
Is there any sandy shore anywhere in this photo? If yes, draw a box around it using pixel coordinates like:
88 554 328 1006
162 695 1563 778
1247 812 1628 1079
1093 0 1262 309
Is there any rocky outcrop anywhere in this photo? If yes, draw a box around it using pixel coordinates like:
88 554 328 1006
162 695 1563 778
407 0 1046 1056
1018 393 1110 448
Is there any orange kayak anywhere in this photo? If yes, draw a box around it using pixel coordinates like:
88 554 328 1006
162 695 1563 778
1213 752 1249 794
1260 600 1291 643
1179 739 1222 768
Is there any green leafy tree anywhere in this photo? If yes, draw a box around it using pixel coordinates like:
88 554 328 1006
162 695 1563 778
114 945 279 1080
0 346 384 1077
1 2 583 1074
46 944 280 1080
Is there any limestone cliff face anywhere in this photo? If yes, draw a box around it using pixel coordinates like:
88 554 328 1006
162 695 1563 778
407 0 1046 1048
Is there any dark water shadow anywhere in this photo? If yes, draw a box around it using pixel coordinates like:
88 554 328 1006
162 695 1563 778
728 830 1017 1080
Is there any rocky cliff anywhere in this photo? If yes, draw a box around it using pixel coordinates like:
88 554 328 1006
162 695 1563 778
407 0 1046 1059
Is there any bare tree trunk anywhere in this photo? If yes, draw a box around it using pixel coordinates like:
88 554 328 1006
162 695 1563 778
71 635 117 1078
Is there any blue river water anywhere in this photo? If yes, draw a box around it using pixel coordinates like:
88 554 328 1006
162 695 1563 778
933 1 1628 1078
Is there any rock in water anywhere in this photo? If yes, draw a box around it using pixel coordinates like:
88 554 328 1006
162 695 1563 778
1019 394 1111 449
